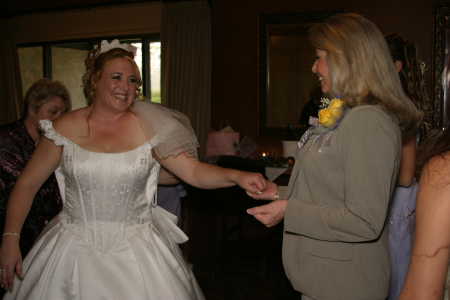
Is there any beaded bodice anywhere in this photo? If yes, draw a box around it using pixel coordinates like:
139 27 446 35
41 121 160 254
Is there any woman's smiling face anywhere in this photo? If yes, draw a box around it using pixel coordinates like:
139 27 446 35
95 58 137 112
312 49 331 94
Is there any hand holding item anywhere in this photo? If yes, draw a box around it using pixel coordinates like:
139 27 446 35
246 180 278 201
234 171 267 194
247 200 287 227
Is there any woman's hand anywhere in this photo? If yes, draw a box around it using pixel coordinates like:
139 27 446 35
234 172 267 194
246 180 278 201
247 200 287 227
0 237 23 291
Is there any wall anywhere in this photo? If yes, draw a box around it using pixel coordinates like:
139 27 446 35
210 0 449 149
12 2 161 44
9 0 449 150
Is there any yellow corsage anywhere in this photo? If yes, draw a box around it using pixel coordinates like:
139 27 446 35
318 109 335 127
318 98 344 127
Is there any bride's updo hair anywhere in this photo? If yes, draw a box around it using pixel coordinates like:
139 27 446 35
82 46 143 106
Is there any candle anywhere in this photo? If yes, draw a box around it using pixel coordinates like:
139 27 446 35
259 152 268 161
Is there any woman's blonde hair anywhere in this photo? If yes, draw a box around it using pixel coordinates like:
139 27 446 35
82 46 143 106
23 78 72 119
310 13 421 132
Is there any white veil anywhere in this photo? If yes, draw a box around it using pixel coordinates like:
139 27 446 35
133 99 199 159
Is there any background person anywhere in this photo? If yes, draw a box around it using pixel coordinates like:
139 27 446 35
247 14 420 300
0 78 71 258
384 32 430 300
158 167 185 228
298 83 322 127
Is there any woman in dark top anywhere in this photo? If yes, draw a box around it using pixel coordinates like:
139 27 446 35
0 78 71 259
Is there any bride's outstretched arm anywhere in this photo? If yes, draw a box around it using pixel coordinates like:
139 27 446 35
0 137 62 291
156 152 266 194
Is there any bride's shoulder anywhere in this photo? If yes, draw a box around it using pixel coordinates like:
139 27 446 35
53 107 90 139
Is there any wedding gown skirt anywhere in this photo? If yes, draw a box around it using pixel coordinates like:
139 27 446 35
4 120 204 300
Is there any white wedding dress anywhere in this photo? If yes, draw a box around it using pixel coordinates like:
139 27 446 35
4 100 204 300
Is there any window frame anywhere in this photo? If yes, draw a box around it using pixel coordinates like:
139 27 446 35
18 34 160 101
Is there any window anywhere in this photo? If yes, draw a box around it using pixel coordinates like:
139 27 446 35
18 46 43 98
18 38 161 111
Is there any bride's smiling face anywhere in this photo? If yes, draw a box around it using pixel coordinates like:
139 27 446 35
95 58 137 112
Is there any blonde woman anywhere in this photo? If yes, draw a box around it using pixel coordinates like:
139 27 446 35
248 14 420 300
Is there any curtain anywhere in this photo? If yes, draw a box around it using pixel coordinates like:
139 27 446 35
161 0 211 157
0 19 23 125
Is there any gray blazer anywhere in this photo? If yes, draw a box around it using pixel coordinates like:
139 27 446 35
280 105 401 300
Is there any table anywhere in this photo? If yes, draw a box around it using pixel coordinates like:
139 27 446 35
266 166 290 181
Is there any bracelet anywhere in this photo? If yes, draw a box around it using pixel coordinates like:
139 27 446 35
3 232 20 238
274 186 280 200
159 171 175 182
159 167 176 182
160 174 175 182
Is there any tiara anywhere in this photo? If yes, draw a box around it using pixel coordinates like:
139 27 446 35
93 39 138 58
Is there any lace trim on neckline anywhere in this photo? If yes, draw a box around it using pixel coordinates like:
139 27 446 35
39 119 154 154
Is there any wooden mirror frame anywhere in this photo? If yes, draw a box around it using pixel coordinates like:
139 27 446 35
432 4 450 129
257 9 346 139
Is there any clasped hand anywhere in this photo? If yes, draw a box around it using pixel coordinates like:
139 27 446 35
234 171 267 194
246 180 287 227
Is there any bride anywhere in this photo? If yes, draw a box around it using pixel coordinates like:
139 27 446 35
0 40 266 299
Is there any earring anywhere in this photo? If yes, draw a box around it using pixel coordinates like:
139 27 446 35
419 61 425 76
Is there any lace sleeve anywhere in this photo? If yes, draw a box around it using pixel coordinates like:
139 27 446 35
39 120 65 147
133 99 199 159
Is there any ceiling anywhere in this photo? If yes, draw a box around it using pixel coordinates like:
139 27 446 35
0 0 159 19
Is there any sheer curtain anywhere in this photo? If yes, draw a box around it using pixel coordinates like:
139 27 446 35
0 19 23 125
161 0 211 157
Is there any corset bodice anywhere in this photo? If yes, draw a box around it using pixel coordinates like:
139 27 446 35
55 139 160 254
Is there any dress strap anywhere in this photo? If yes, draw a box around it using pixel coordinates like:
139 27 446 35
39 120 66 147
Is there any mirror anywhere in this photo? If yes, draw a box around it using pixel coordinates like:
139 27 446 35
432 4 450 129
257 10 346 139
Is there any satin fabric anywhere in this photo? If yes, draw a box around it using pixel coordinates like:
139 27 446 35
387 181 418 300
387 129 420 300
4 118 204 300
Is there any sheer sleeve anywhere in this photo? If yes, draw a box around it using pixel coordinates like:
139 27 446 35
39 120 66 146
133 99 199 159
